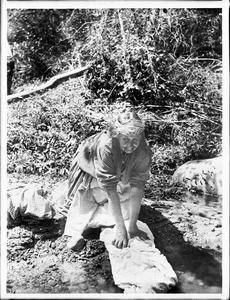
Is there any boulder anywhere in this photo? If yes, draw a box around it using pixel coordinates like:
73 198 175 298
172 156 222 196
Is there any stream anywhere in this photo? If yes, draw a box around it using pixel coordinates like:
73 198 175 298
6 190 222 295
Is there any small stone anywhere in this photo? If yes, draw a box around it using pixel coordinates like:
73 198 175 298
60 286 69 292
58 244 64 250
7 279 13 284
78 283 88 291
51 242 56 249
15 246 24 250
61 278 70 285
197 280 204 286
48 279 57 286
97 277 106 286
78 276 87 284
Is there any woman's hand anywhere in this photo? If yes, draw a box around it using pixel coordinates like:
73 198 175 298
128 224 149 240
112 224 129 248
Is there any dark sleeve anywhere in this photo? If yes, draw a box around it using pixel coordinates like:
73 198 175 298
130 150 152 189
94 145 120 192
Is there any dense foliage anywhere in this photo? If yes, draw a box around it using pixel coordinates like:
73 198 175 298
7 8 222 181
8 9 99 86
84 9 221 104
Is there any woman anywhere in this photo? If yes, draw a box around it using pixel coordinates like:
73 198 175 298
64 111 152 249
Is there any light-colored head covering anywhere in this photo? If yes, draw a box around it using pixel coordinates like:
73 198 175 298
111 111 145 136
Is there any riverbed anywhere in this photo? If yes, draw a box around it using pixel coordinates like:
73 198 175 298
6 174 222 295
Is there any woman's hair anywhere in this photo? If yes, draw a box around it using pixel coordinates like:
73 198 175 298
107 111 145 138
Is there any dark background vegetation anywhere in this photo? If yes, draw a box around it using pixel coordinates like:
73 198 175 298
7 8 222 191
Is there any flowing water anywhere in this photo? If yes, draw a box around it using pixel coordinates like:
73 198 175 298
7 192 222 295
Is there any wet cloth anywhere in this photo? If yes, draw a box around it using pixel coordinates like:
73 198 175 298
8 183 54 220
100 220 178 293
64 131 152 237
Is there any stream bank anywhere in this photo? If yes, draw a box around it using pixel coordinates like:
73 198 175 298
6 174 222 295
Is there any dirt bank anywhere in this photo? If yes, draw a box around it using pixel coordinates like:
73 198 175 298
6 174 222 295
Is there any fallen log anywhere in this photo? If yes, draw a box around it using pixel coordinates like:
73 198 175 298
7 66 89 104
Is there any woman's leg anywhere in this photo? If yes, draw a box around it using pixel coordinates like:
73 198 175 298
64 188 98 237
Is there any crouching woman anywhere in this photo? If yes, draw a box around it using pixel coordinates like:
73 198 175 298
64 111 152 249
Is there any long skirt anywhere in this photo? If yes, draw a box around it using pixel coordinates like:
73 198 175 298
64 166 132 238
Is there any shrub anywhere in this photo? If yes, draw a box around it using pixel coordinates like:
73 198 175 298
83 8 221 106
7 79 101 177
7 82 134 177
7 8 222 180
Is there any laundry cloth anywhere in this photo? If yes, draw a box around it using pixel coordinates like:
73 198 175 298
8 183 54 220
100 220 178 293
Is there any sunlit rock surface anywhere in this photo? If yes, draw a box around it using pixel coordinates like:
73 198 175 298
172 156 222 197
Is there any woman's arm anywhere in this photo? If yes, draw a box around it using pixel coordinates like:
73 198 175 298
107 190 129 249
128 186 149 240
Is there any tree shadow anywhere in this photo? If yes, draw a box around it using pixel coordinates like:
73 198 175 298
139 204 222 293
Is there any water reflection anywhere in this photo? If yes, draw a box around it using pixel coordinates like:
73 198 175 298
185 191 222 209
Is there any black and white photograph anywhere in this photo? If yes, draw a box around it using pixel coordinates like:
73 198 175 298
1 0 229 299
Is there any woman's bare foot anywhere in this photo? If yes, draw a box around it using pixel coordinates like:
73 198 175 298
66 235 86 252
112 225 129 249
128 225 149 240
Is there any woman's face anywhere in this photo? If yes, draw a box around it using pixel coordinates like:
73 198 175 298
118 134 142 154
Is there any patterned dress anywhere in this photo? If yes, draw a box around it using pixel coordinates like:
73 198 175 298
64 130 152 237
